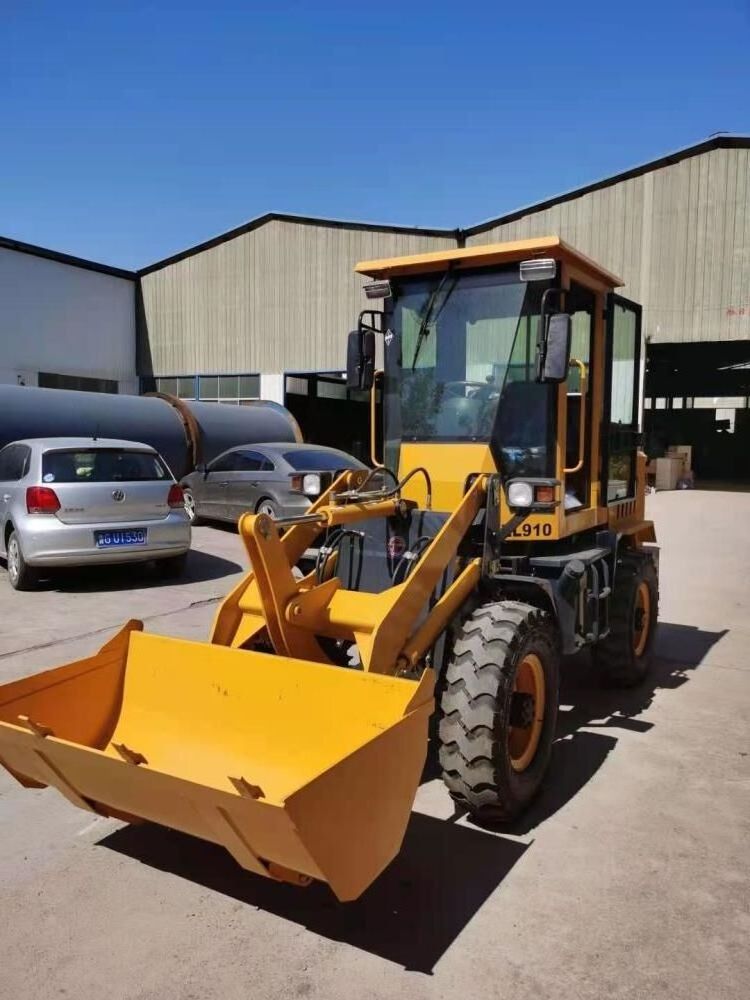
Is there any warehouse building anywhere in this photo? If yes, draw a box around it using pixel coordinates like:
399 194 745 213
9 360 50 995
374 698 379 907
136 214 456 461
464 136 750 480
0 237 136 393
1 135 748 477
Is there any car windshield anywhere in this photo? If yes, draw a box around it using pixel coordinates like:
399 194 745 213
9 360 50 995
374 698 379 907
42 449 169 483
282 450 359 471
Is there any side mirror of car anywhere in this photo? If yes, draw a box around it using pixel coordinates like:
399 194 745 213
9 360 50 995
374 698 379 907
539 313 572 383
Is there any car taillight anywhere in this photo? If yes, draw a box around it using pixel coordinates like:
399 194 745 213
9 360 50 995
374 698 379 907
167 484 185 509
26 486 61 514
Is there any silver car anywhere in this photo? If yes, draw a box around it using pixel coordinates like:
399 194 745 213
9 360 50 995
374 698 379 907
180 442 366 524
0 437 191 590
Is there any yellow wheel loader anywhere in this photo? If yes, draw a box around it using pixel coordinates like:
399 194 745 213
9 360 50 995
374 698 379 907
0 237 658 901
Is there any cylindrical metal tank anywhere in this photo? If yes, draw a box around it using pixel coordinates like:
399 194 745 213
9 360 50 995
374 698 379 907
0 385 301 479
183 399 302 471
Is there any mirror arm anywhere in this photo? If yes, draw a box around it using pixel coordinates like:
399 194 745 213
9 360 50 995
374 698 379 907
370 370 384 466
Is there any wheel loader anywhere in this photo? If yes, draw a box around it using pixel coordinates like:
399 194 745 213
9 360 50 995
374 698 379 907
0 237 658 901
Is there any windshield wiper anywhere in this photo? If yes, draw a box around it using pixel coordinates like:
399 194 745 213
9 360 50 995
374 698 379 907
410 267 458 371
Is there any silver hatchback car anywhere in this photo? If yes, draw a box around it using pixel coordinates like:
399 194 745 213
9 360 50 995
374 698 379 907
0 438 191 590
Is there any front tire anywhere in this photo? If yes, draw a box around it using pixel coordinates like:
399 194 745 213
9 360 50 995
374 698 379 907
593 553 658 687
439 601 560 823
6 530 39 591
256 498 279 519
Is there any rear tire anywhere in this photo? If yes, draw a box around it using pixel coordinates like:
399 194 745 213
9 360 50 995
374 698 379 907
182 488 203 526
439 601 560 823
6 530 39 591
593 553 658 687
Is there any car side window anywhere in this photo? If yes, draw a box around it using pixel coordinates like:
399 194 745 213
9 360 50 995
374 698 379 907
236 451 266 472
209 452 239 474
0 444 28 482
261 458 275 472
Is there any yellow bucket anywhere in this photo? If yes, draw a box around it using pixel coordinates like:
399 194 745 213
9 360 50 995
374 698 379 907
0 621 433 901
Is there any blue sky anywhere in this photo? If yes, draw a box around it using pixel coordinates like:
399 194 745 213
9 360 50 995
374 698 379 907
2 0 748 269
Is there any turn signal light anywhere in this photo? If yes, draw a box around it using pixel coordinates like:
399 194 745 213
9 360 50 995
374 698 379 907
535 485 556 504
26 486 61 514
167 484 185 509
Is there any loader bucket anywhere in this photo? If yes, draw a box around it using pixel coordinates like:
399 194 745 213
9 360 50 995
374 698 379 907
0 622 433 901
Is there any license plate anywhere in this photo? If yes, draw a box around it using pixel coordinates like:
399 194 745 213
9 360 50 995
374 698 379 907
95 529 147 548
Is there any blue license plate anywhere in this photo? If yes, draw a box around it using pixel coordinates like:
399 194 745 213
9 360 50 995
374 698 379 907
95 529 147 548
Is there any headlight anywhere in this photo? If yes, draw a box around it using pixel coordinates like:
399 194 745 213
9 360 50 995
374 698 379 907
507 481 534 507
302 473 321 496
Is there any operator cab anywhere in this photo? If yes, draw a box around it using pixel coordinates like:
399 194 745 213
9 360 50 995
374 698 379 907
350 237 644 540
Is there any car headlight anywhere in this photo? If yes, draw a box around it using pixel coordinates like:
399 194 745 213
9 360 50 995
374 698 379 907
507 481 534 507
302 473 321 496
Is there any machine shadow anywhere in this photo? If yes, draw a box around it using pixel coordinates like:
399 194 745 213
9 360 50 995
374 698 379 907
99 810 527 974
32 548 243 593
98 621 725 972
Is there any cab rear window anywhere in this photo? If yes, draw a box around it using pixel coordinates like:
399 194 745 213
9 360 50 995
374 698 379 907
42 449 169 483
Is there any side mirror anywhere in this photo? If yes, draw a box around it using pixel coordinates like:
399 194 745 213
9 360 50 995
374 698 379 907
539 313 572 383
346 329 375 390
194 462 206 474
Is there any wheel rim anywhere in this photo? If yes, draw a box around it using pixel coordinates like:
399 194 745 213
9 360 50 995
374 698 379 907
509 652 546 773
184 490 196 521
7 537 19 583
258 501 276 518
633 581 651 657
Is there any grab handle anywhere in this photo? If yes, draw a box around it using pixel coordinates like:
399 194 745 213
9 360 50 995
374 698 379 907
564 358 588 475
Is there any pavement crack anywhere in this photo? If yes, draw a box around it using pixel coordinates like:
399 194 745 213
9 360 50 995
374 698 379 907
0 594 224 660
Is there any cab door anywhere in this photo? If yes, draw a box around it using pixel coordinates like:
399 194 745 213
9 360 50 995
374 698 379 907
562 283 596 511
602 294 643 503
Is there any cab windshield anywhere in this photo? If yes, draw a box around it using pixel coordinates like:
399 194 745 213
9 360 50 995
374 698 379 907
385 268 555 477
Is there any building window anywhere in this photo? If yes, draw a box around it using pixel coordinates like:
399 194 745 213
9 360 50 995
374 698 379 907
39 372 118 394
197 374 260 405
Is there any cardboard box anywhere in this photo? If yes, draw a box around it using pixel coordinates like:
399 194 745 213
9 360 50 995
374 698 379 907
667 445 692 472
655 456 683 491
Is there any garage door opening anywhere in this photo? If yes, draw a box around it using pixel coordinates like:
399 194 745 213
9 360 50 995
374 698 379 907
284 372 381 466
644 342 750 483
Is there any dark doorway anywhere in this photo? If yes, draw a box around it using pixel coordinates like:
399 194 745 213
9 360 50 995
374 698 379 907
284 372 381 465
644 341 750 482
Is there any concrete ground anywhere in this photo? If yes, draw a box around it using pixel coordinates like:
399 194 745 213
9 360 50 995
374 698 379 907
0 493 748 1000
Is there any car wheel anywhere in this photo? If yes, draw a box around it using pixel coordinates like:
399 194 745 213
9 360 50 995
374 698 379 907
183 488 203 525
256 498 279 519
6 530 39 591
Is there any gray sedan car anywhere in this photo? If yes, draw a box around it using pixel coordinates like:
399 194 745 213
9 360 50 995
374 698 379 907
180 442 366 524
0 437 191 590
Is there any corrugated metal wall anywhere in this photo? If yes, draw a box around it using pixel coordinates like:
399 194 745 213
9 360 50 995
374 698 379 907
466 146 750 344
138 219 456 376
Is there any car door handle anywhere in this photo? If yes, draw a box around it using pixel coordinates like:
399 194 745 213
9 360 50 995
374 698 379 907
218 481 229 487
1 494 10 502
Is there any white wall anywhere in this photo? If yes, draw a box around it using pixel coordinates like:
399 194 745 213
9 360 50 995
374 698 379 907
0 249 136 390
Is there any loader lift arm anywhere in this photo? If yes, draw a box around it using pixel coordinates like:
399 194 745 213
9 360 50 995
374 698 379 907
212 468 487 675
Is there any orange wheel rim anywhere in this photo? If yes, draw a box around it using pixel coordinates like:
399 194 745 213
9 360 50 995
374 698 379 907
509 653 545 773
633 581 651 657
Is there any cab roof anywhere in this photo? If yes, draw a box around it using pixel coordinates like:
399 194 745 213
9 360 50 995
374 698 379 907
355 235 623 288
